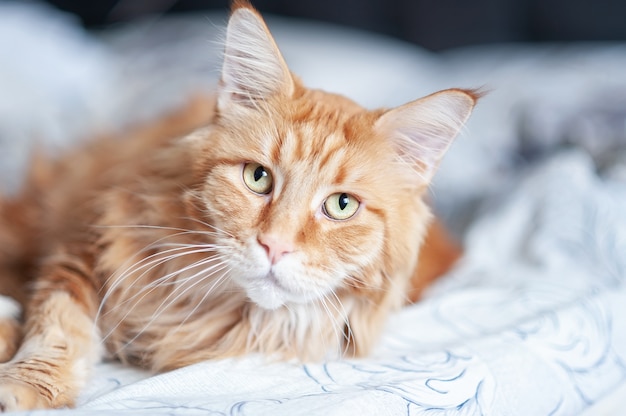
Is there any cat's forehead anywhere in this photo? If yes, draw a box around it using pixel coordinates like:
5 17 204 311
215 89 395 190
259 105 390 191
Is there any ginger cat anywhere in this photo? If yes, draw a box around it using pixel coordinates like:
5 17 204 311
0 2 476 410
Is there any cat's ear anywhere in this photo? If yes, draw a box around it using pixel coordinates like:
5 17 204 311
375 89 479 184
218 4 294 110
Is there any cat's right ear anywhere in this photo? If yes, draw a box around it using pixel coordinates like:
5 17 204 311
375 89 479 184
218 4 294 111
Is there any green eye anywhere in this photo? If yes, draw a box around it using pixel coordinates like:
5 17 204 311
242 163 273 194
323 193 360 221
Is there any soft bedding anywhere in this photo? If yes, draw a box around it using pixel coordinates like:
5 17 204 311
2 2 626 415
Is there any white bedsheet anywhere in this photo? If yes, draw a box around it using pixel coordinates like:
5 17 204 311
2 2 626 415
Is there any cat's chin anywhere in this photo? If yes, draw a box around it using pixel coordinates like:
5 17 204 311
243 269 319 310
240 272 290 310
248 295 284 311
245 280 286 310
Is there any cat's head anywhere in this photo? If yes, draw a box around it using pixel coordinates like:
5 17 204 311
187 3 477 312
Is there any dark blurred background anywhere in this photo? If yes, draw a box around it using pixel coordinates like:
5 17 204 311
43 0 626 50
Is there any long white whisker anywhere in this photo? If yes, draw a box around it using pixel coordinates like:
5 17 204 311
99 245 220 318
324 289 353 357
318 294 344 358
93 223 222 238
116 262 231 352
101 256 230 347
172 269 232 334
118 245 226 285
181 217 235 238
98 245 230 344
97 227 221 313
104 251 229 318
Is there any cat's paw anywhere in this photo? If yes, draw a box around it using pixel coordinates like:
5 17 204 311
0 380 51 412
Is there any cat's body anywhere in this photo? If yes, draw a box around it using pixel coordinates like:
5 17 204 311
0 2 476 410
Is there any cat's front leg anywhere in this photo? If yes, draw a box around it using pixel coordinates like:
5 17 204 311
0 296 22 363
0 255 102 411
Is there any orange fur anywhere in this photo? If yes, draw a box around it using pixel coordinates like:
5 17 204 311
408 218 463 302
0 318 20 363
0 3 477 410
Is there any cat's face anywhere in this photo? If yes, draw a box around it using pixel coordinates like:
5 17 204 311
195 94 405 309
186 5 476 311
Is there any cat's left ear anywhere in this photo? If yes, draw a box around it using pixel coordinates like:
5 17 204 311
375 89 479 183
218 4 294 111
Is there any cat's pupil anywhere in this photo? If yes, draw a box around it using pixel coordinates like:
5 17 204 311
254 166 267 182
338 193 349 210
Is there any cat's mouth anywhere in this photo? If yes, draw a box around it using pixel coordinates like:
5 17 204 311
265 271 287 291
240 269 294 310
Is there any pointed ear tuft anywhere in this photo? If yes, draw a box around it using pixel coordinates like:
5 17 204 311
218 5 294 110
375 89 479 183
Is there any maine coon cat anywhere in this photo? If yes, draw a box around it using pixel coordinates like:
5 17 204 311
0 2 477 410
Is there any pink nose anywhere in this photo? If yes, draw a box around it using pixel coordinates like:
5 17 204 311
257 233 294 265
